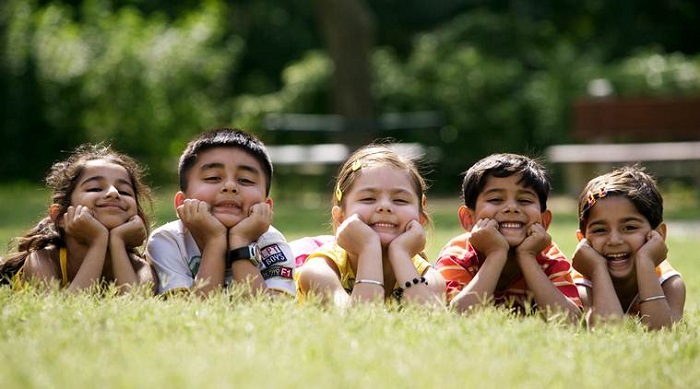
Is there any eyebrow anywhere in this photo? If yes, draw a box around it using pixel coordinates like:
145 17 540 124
355 187 415 196
589 216 645 226
482 187 536 196
80 175 132 188
199 162 260 175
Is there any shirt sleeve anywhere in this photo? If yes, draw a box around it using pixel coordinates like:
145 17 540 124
146 225 195 294
435 236 475 303
541 243 582 308
257 227 296 295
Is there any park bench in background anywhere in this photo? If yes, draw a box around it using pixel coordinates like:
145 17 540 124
263 112 443 195
546 96 700 195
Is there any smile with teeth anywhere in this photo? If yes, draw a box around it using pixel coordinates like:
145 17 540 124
499 222 523 229
605 252 630 262
372 222 396 229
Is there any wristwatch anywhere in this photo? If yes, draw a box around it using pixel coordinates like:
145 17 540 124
226 244 260 268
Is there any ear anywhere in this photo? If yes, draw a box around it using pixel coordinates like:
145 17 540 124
655 222 667 240
265 198 274 210
576 230 585 242
419 195 428 225
174 191 186 208
331 205 344 226
541 210 552 230
458 205 474 231
49 204 62 224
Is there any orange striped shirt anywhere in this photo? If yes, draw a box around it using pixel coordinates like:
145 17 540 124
436 232 582 310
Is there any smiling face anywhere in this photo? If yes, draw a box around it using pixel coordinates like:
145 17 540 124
462 173 550 247
333 165 422 247
581 195 654 279
180 147 268 228
69 159 138 229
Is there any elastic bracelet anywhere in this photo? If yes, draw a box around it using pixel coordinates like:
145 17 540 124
395 276 428 295
639 295 667 304
355 279 384 287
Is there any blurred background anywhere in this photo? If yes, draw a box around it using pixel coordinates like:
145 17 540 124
2 0 699 198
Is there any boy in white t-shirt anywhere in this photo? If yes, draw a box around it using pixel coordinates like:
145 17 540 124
147 128 295 296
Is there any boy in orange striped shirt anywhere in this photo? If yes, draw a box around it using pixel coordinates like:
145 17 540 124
435 153 581 321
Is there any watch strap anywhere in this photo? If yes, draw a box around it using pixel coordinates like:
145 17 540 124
226 244 259 268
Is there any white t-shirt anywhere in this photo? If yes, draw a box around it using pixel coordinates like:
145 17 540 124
147 220 295 295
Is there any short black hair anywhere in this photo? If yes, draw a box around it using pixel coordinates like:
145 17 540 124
462 153 551 212
178 128 273 195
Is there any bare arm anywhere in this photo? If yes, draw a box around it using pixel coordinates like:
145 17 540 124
227 202 272 294
335 214 384 303
515 224 581 322
572 238 623 326
388 220 444 307
635 231 683 329
63 205 110 292
449 218 509 313
108 215 148 292
296 256 351 307
177 199 228 296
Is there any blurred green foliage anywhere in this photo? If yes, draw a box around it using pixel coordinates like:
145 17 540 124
1 0 699 192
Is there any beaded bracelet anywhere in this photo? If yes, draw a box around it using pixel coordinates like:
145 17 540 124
395 276 428 295
355 279 384 287
639 295 666 304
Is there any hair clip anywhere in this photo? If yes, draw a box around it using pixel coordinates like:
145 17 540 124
580 186 610 218
335 184 343 202
351 159 363 172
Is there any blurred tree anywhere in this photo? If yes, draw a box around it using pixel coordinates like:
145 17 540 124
317 0 375 146
2 0 700 189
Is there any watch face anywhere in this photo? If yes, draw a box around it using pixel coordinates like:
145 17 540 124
227 244 261 267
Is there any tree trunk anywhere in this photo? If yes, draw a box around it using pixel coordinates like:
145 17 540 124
316 0 376 146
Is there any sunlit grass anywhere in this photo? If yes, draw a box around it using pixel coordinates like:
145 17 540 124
1 184 699 387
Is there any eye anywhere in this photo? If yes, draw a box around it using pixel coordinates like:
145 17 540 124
622 224 639 232
393 198 409 204
486 197 503 204
238 177 256 185
86 187 102 192
204 176 221 182
118 189 134 196
518 198 534 204
359 197 375 203
589 226 606 234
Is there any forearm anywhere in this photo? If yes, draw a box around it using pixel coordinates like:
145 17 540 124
67 237 109 292
388 248 440 307
450 251 507 312
636 257 673 329
193 238 227 295
230 260 264 294
518 254 581 322
350 247 384 303
108 238 141 292
586 268 624 326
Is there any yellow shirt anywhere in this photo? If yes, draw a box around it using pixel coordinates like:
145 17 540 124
296 242 432 301
12 247 69 289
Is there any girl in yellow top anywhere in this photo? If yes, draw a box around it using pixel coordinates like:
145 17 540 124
0 143 155 293
296 143 445 307
572 165 686 329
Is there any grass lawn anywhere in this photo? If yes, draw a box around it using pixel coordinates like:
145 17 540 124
1 184 699 387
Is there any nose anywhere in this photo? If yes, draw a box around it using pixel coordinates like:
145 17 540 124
502 200 520 213
221 178 238 193
608 230 623 245
105 185 119 198
377 198 393 213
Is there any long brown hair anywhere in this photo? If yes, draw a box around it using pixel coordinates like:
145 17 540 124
0 143 152 284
